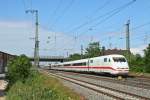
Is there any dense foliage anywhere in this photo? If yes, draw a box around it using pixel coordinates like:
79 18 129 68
119 44 150 73
144 44 150 73
6 72 81 100
7 55 32 85
6 55 82 100
69 42 102 60
128 54 145 72
69 53 81 60
6 73 58 100
85 42 101 58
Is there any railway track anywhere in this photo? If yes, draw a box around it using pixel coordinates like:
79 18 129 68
134 76 150 83
49 70 150 90
41 69 150 100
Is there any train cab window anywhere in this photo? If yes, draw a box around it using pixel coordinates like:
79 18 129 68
113 57 126 62
104 58 107 62
90 60 93 63
108 59 111 62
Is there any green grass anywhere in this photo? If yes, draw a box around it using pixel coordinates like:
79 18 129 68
6 72 83 100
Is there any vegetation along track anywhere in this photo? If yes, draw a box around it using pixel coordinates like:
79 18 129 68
41 69 150 100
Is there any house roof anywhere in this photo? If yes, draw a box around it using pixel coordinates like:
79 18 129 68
103 49 128 55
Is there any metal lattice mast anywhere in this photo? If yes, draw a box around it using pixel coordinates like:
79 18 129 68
26 10 39 67
81 45 83 59
125 20 130 61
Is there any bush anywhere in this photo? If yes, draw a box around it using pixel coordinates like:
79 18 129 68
6 73 82 100
7 55 32 85
6 55 82 100
6 73 59 100
144 44 150 73
129 65 144 72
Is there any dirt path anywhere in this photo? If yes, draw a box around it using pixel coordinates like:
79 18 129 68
0 79 8 100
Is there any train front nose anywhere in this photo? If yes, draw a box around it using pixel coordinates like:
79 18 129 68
113 62 129 75
111 56 129 75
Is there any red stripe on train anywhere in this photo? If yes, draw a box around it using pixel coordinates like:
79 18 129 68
62 66 129 71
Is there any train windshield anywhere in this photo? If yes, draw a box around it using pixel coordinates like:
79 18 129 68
113 57 126 62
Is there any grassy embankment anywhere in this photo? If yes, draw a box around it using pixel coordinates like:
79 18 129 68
6 72 84 100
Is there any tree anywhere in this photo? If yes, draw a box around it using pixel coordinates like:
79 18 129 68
85 42 101 58
129 54 145 72
7 55 32 85
144 44 150 73
69 53 81 61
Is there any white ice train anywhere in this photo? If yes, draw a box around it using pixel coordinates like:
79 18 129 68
50 54 129 75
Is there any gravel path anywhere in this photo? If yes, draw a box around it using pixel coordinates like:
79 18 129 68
0 74 7 100
0 80 7 100
61 79 115 100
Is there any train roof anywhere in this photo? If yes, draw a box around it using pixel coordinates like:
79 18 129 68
63 59 88 64
101 54 125 57
87 54 125 59
57 54 126 65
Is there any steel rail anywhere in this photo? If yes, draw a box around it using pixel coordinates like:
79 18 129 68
42 69 150 100
50 70 150 89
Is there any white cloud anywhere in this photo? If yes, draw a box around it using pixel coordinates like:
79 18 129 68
0 20 79 57
0 20 32 28
130 45 147 56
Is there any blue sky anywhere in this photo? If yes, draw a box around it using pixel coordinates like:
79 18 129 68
0 0 150 56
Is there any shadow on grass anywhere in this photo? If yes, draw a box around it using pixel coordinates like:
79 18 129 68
0 90 5 97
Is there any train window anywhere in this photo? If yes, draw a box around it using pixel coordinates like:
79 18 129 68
113 57 126 62
109 59 111 62
104 58 107 62
73 62 86 66
73 63 79 66
82 62 86 66
90 60 93 63
64 64 71 66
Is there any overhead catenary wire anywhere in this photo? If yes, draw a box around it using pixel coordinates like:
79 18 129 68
67 0 136 34
41 0 133 54
23 0 149 55
131 22 150 31
49 0 111 49
83 20 149 50
77 0 136 46
50 0 75 30
101 21 150 42
131 31 150 40
78 15 150 45
92 0 111 15
61 19 150 54
41 0 76 51
84 0 111 20
21 0 35 33
21 0 26 10
30 0 33 10
82 0 136 34
79 18 150 50
47 0 63 31
51 0 63 19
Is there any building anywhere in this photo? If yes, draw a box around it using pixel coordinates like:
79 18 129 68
102 49 128 55
0 51 16 73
